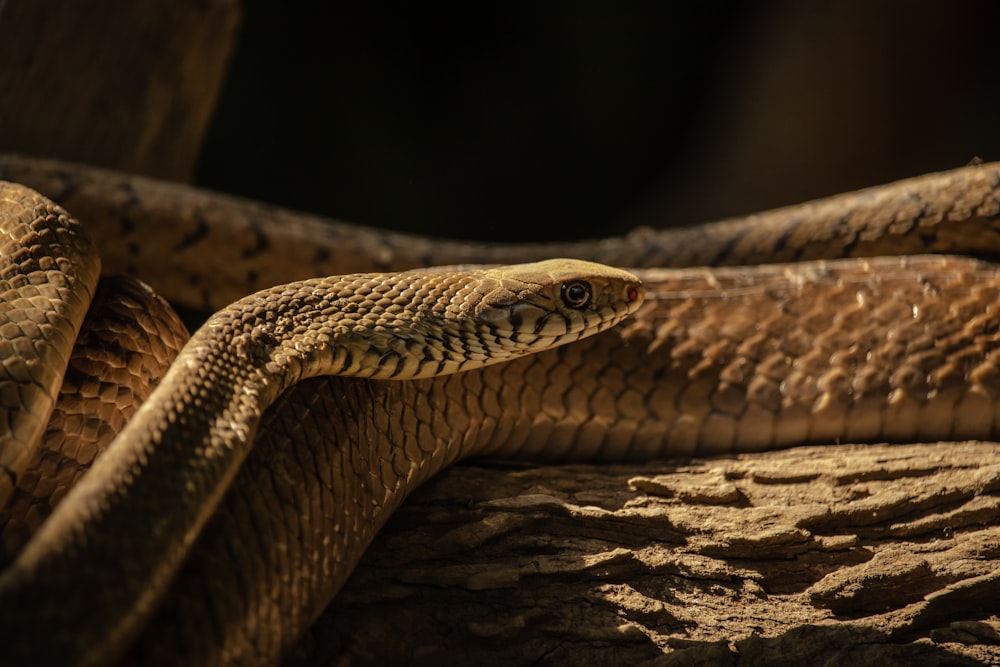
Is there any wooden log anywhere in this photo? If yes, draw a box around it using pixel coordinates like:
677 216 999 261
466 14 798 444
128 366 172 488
0 0 240 180
293 442 1000 665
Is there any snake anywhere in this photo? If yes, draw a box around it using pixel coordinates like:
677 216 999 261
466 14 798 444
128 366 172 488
0 155 998 665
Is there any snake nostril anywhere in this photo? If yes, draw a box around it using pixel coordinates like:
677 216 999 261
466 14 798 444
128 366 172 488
627 286 639 302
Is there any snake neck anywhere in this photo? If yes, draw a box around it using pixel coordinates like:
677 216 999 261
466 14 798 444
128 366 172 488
1 260 641 667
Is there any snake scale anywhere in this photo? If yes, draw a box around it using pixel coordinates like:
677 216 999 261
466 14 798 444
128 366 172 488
0 155 999 665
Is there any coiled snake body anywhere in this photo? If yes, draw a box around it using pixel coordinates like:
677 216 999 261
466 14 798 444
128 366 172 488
0 156 999 665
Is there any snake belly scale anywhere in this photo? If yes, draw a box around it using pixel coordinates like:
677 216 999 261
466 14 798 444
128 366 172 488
0 157 999 665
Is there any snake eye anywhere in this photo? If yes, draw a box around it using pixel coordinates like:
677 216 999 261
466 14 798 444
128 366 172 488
560 280 592 309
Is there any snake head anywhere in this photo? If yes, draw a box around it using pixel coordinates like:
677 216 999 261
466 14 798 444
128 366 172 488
226 258 644 382
469 258 645 349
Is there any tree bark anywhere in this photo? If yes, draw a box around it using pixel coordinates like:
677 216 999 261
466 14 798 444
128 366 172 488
292 442 1000 666
0 0 240 180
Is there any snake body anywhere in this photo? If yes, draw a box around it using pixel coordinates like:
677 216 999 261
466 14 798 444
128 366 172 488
0 185 98 509
131 255 1000 666
0 185 642 666
2 155 1000 312
0 275 190 559
0 157 999 664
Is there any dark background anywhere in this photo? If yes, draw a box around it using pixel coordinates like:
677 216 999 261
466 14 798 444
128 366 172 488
196 2 1000 242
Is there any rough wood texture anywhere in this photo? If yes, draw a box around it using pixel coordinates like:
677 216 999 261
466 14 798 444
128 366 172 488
0 0 240 180
293 442 1000 666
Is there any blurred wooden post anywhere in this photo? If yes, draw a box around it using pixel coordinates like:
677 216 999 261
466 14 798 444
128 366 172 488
0 0 240 181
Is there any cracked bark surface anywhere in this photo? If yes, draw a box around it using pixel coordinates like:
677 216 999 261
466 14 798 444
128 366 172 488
290 442 1000 666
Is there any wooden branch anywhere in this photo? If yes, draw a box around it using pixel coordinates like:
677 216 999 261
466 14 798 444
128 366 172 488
291 442 1000 666
0 0 240 180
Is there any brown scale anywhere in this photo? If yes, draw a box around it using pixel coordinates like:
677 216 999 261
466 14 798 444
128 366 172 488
0 276 188 563
0 159 999 664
